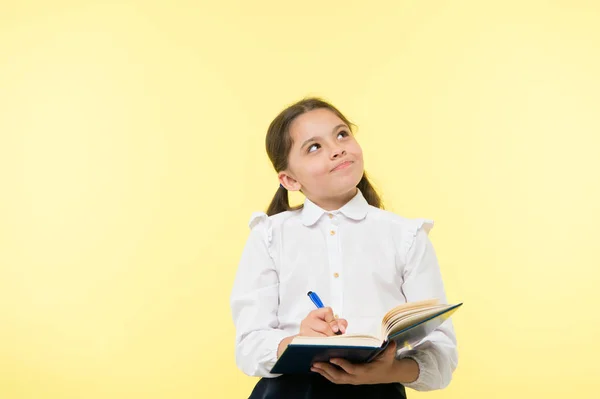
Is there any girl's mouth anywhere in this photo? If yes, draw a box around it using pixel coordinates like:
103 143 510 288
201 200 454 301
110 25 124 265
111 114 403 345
331 161 353 172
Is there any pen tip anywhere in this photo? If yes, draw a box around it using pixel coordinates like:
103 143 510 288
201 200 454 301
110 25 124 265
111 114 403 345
307 291 313 296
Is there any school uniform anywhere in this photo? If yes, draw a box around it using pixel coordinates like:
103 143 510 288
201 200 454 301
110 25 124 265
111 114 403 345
230 189 457 397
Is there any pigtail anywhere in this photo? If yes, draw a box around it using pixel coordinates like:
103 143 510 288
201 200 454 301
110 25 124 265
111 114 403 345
357 172 384 209
266 185 291 216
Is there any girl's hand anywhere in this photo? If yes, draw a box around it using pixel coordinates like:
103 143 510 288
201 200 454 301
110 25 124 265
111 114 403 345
311 341 419 385
277 308 348 358
299 307 348 337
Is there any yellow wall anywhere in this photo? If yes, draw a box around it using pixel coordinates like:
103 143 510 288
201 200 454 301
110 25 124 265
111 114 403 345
1 1 599 398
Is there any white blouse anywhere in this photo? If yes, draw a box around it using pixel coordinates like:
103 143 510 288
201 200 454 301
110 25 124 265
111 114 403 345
230 189 458 391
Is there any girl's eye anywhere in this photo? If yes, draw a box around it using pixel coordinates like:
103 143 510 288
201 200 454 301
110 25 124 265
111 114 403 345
306 130 348 154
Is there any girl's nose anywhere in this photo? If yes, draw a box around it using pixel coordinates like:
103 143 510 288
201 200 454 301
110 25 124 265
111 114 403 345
331 148 346 159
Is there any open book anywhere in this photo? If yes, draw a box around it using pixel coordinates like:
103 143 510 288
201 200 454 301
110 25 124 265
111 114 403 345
271 299 462 374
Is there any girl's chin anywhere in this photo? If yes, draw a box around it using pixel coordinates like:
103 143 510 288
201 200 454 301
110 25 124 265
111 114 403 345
325 180 363 194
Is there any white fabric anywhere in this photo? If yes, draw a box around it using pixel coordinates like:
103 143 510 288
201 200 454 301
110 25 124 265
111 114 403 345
230 189 457 391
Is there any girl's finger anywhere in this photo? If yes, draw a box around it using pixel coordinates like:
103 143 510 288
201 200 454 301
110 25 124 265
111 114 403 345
328 320 341 334
310 307 335 323
315 362 347 384
311 320 335 336
329 358 356 375
337 318 348 333
385 341 397 356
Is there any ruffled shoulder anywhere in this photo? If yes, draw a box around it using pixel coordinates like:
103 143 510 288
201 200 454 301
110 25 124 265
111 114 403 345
412 218 434 235
248 211 273 249
391 216 434 264
248 211 268 229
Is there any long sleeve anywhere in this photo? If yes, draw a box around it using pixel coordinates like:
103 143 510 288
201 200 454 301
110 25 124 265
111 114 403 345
397 226 458 391
230 214 289 377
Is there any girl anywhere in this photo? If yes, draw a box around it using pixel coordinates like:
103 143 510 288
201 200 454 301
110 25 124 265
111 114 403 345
230 98 457 398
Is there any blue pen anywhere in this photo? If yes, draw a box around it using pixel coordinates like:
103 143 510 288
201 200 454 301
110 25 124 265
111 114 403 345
307 291 342 335
307 291 325 308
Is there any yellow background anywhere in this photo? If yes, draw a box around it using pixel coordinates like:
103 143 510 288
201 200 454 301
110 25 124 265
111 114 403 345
1 1 599 398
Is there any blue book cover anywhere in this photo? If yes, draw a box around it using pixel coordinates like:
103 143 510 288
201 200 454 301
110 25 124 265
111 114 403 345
271 302 462 375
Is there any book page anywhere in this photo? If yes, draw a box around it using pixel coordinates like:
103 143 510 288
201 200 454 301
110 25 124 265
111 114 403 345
381 298 441 325
383 304 455 338
291 334 382 348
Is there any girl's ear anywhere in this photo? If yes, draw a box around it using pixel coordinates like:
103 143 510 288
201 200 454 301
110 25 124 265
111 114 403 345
278 171 302 191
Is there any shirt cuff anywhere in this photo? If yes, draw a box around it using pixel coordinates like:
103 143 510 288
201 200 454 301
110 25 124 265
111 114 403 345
397 349 434 391
236 329 292 377
263 331 292 376
256 329 292 377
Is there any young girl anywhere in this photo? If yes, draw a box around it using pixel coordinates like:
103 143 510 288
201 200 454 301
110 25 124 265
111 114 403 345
230 98 457 398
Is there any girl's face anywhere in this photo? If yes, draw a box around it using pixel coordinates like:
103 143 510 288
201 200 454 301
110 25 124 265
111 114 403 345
279 108 364 208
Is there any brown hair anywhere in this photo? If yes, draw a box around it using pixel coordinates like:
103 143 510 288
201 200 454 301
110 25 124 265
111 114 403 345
265 97 383 216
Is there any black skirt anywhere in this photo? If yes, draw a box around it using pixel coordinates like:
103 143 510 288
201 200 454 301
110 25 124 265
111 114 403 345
248 373 407 399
